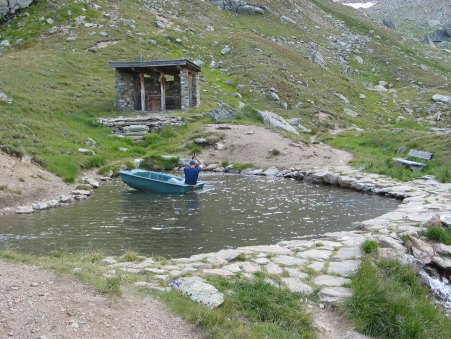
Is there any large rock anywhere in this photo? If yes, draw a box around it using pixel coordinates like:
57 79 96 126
210 1 271 15
281 277 313 295
319 287 352 302
327 260 360 277
432 94 451 105
297 249 332 261
314 275 350 287
272 255 307 266
256 110 299 135
171 277 224 308
210 103 239 121
0 0 33 16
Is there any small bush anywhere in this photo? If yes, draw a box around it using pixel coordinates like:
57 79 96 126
270 148 281 156
423 227 451 245
96 276 122 297
81 251 104 263
141 154 180 170
98 165 120 176
361 240 379 254
191 145 202 154
0 185 7 191
221 160 230 168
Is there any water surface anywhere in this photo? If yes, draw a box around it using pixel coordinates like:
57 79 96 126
0 174 399 258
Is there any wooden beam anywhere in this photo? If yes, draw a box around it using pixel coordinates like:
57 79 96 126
139 72 146 112
160 73 166 111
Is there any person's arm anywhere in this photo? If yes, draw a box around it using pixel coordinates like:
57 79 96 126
193 155 206 169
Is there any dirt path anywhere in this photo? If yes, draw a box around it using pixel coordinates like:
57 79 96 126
0 151 73 213
0 260 203 339
203 124 352 168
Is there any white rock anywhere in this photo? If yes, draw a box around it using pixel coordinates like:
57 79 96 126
203 268 234 276
222 263 241 273
285 268 308 279
16 206 34 214
100 258 117 266
32 202 49 211
262 166 279 176
432 94 451 105
440 214 451 226
313 275 350 287
281 278 313 295
319 287 352 302
272 255 307 266
327 260 360 277
72 190 91 196
297 249 332 260
265 263 283 275
253 257 270 265
172 277 224 308
333 246 361 260
240 262 261 273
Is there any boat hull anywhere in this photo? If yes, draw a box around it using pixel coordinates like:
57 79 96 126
119 170 204 193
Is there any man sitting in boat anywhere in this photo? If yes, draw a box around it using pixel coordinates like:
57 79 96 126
184 155 205 185
167 155 204 186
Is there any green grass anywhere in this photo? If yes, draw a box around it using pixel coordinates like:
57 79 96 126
122 250 144 263
423 227 451 245
361 240 379 254
160 276 316 338
140 153 180 171
233 162 254 171
322 129 451 182
342 257 451 338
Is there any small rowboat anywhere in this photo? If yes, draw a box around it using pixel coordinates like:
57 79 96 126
119 170 205 193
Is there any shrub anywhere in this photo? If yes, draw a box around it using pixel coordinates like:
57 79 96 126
221 160 230 168
82 155 106 169
122 251 143 262
96 276 122 297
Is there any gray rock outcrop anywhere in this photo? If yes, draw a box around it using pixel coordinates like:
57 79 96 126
0 0 33 17
210 0 271 15
171 277 224 308
256 110 299 135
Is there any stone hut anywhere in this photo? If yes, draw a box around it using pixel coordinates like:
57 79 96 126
109 59 201 112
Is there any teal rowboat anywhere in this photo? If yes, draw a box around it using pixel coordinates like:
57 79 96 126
119 170 205 193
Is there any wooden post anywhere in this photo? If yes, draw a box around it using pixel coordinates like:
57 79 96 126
139 72 146 111
159 73 166 111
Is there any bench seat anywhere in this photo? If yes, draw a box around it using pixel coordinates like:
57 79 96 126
392 157 426 171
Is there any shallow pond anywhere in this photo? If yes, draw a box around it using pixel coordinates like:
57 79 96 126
0 174 399 258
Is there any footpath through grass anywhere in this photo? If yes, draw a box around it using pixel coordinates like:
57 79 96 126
322 128 451 182
343 256 451 338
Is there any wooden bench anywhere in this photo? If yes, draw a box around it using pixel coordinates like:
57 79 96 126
392 149 434 172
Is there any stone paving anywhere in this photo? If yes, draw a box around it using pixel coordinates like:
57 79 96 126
95 166 451 312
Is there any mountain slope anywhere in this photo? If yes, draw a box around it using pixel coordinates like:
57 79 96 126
0 0 449 181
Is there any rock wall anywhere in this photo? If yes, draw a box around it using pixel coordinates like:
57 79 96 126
0 0 34 17
98 114 184 140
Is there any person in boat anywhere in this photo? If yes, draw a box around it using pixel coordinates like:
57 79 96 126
184 154 205 185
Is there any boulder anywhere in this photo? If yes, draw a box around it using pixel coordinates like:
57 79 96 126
327 260 360 277
16 205 34 214
220 45 232 55
432 94 451 105
309 51 327 68
262 166 279 176
256 110 299 135
210 103 239 121
210 1 271 15
171 277 224 308
440 214 451 226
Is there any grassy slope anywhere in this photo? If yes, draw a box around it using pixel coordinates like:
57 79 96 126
0 0 449 181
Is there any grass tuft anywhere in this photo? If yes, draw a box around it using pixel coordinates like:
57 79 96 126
361 240 379 254
423 227 451 245
122 251 144 263
342 257 451 338
96 276 122 296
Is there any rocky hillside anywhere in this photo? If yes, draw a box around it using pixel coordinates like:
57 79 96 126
0 0 449 180
334 0 451 43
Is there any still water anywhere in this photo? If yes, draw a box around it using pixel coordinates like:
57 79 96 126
0 174 399 258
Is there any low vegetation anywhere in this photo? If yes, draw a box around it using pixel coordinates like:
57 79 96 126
423 226 451 245
342 257 451 338
361 240 379 254
159 276 315 339
322 128 451 182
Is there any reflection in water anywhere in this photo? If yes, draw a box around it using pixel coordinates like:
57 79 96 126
0 174 399 258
